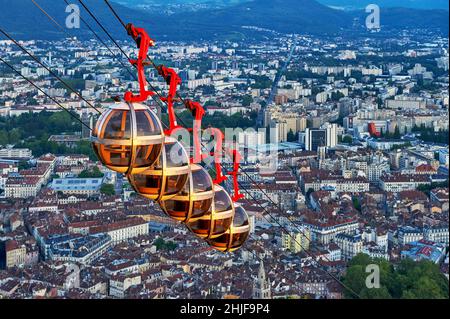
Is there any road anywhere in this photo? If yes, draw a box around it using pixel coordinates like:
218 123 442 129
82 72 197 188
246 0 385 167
266 39 298 105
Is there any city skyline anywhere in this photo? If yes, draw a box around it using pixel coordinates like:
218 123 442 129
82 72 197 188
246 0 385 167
0 0 448 302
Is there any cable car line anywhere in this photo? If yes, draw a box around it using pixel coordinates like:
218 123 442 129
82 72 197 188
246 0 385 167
61 0 137 75
77 0 205 138
0 27 262 272
76 0 175 114
30 0 120 73
91 0 312 258
237 180 361 299
0 56 92 131
14 2 361 298
77 0 131 64
0 28 102 115
31 0 67 34
33 0 147 101
2 50 355 296
103 0 193 108
100 3 356 294
90 2 361 297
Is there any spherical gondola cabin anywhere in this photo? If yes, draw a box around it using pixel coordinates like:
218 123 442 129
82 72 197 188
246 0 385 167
186 185 234 239
206 203 250 252
128 137 190 202
159 164 214 223
91 101 164 174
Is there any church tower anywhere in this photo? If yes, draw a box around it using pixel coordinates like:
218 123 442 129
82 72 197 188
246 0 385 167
252 261 271 299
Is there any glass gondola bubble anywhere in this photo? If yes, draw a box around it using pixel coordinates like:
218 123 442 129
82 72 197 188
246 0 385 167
159 164 214 223
128 136 190 201
206 203 250 252
187 185 234 239
91 101 164 174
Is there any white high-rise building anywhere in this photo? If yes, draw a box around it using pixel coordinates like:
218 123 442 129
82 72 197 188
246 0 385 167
325 123 338 148
21 67 32 77
238 130 266 149
304 123 338 151
36 68 49 77
304 128 326 151
270 120 287 143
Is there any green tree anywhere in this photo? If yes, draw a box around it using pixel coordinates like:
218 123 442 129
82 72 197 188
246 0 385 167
352 197 361 211
8 128 22 144
18 160 33 170
79 166 104 178
153 237 177 251
343 265 367 298
199 85 216 95
100 184 115 196
241 95 253 107
342 135 353 144
287 129 297 142
343 254 449 299
331 91 345 101
393 125 401 139
348 253 372 267
417 181 449 196
0 131 8 146
360 286 392 299
165 241 178 251
153 237 165 250
403 277 444 299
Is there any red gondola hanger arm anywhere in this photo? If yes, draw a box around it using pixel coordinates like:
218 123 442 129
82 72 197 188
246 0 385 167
120 24 243 201
124 23 156 103
183 100 205 164
199 127 244 201
203 127 227 185
181 101 242 200
225 147 245 202
157 65 182 134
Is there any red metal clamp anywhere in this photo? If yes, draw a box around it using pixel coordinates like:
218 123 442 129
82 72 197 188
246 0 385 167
183 100 205 164
157 65 182 134
124 23 156 103
225 147 245 202
202 127 228 185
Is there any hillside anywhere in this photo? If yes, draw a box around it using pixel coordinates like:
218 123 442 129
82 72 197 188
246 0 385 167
0 0 447 41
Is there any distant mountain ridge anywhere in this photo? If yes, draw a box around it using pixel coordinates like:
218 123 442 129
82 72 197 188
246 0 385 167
317 0 449 10
183 0 352 34
0 0 447 41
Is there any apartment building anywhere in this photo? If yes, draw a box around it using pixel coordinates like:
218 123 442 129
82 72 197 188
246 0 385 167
334 233 363 261
397 226 424 245
379 174 430 192
281 226 311 253
4 176 41 198
302 219 359 245
0 148 32 159
5 240 26 269
89 218 149 244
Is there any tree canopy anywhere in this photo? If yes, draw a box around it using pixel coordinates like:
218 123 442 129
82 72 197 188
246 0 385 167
0 111 97 159
79 166 104 178
100 184 115 196
153 237 178 251
342 253 449 299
